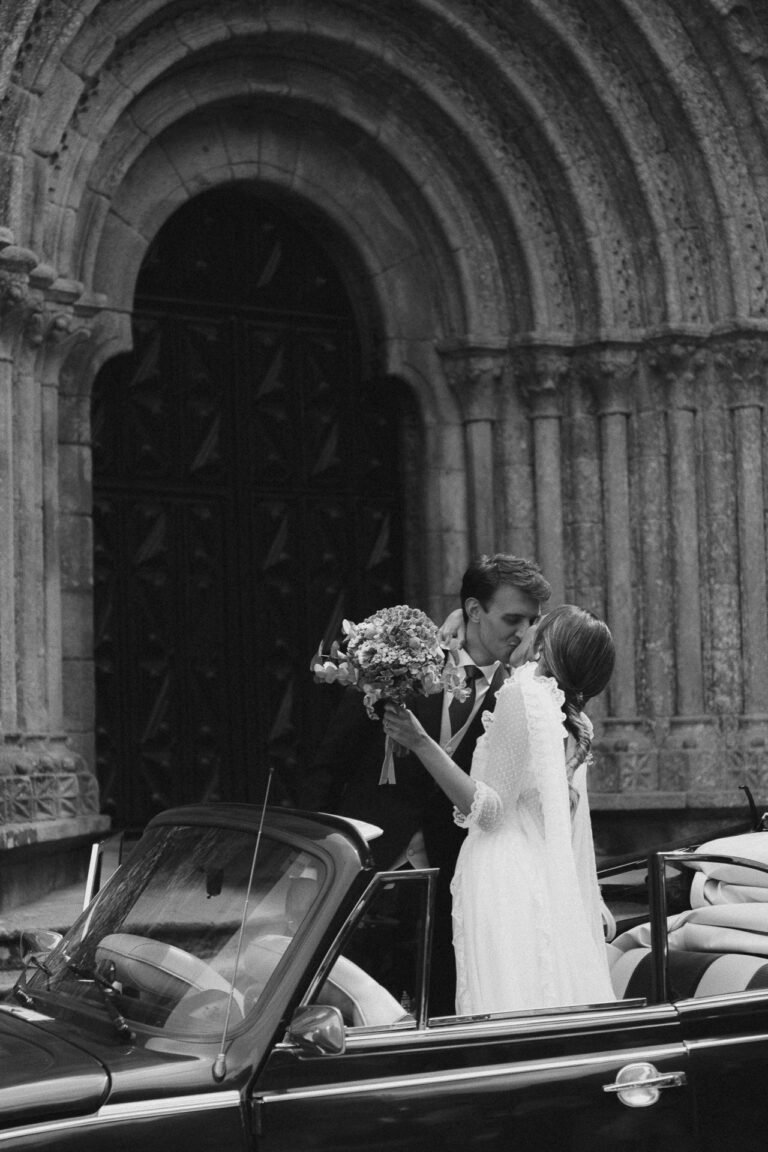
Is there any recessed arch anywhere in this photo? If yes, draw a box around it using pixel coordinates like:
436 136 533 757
8 0 762 343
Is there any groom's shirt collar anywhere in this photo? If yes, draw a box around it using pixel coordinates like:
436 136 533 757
451 647 504 682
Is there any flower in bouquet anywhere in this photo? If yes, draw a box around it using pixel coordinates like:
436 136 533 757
311 605 470 782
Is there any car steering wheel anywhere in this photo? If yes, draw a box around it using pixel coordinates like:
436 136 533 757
165 986 245 1030
96 932 237 1009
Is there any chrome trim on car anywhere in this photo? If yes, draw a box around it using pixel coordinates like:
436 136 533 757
683 1032 768 1052
0 1090 242 1143
679 986 768 1006
277 1001 669 1051
259 1042 688 1103
0 1003 52 1022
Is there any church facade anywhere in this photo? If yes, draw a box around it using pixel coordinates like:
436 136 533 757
1 0 768 900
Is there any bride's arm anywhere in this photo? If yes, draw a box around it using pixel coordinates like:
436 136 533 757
382 704 477 814
383 681 531 825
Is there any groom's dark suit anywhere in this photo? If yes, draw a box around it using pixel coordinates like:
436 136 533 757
300 659 505 1016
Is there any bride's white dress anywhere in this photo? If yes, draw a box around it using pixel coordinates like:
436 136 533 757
450 662 615 1016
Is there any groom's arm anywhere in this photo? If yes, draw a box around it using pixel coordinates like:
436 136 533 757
298 687 380 810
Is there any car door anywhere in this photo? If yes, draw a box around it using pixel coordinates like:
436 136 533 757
648 847 768 1152
251 868 697 1152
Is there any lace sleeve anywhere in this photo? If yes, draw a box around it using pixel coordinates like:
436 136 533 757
453 779 501 831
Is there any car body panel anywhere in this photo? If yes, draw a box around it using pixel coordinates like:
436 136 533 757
1 805 767 1150
0 1089 245 1150
256 1004 696 1152
0 1008 108 1126
678 993 768 1152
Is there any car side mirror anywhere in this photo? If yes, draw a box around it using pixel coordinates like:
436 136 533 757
286 1004 345 1055
20 928 63 963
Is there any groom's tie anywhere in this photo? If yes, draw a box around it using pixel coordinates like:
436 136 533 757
448 665 481 734
487 661 507 703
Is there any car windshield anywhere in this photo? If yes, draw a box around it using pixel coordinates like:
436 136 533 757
21 823 326 1037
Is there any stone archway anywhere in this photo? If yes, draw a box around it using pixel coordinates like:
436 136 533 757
1 2 768 872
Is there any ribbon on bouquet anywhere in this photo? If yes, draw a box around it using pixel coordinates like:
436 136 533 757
379 734 398 785
379 734 410 785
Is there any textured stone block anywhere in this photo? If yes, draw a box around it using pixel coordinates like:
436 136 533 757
58 443 91 514
61 657 94 731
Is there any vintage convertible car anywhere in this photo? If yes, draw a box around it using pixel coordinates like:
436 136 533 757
2 802 768 1151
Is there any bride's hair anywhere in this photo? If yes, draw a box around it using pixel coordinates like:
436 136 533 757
535 605 615 775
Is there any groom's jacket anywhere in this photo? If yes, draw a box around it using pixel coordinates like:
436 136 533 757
299 685 426 869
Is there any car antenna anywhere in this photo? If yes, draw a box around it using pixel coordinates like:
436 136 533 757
740 784 763 830
212 763 275 1083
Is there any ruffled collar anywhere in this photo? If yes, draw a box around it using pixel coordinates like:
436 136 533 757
511 661 593 737
513 659 565 710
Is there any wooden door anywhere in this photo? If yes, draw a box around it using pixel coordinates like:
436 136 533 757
92 190 404 827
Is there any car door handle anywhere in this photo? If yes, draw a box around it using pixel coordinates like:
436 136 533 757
603 1061 687 1107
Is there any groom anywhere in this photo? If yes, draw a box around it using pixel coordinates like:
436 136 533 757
300 553 551 1015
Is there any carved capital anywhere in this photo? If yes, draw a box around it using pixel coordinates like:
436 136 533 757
510 346 570 418
578 346 637 415
646 339 708 410
0 274 26 318
0 246 38 353
438 343 506 422
24 299 46 348
37 306 93 385
14 296 71 357
711 333 768 410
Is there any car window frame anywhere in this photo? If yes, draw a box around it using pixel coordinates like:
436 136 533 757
301 867 438 1032
300 866 644 1039
647 849 768 1004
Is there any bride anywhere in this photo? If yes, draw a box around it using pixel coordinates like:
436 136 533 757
383 604 616 1017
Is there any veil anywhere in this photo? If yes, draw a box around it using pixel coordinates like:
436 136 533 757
478 663 614 1005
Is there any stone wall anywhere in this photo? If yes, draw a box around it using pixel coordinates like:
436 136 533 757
0 1 766 874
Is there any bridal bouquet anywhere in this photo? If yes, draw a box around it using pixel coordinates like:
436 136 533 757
311 604 468 782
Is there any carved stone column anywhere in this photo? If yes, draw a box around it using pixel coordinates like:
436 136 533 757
56 293 112 789
585 347 638 716
720 337 768 783
439 344 505 556
647 341 717 793
513 346 569 605
0 247 107 840
583 347 655 793
13 264 55 737
37 281 90 735
0 244 37 736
